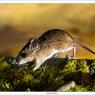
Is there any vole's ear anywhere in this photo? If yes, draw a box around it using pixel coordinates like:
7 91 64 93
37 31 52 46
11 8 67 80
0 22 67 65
28 37 37 48
28 37 36 44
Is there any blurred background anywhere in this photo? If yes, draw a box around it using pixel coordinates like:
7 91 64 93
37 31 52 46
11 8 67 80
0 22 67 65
0 4 95 59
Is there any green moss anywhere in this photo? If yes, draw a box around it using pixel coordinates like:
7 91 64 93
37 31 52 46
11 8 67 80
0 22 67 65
89 60 95 75
70 85 91 92
0 56 94 91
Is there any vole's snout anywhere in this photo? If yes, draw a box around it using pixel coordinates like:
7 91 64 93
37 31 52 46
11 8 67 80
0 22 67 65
16 56 28 65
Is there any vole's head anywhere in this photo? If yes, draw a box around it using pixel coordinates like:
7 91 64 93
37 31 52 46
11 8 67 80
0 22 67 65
16 38 37 65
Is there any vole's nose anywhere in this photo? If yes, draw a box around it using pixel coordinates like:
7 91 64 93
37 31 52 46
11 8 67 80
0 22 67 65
15 59 20 65
15 59 21 68
15 62 19 65
15 60 20 66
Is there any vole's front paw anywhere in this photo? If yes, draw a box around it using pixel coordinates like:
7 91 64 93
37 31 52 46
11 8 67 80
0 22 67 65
65 55 73 60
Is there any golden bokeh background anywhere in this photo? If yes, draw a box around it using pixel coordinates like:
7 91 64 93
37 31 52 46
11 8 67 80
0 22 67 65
0 4 95 59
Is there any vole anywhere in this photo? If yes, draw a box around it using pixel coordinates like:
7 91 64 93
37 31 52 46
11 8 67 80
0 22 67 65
16 29 95 71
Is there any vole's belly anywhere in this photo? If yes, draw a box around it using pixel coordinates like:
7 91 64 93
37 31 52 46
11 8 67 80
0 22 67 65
36 45 74 63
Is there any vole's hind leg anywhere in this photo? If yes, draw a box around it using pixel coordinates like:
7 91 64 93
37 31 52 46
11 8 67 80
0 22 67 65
66 45 76 59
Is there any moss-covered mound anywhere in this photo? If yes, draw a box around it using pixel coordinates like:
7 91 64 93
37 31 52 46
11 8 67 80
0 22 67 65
0 56 95 91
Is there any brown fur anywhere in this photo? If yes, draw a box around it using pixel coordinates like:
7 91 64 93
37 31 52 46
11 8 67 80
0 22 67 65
16 29 95 71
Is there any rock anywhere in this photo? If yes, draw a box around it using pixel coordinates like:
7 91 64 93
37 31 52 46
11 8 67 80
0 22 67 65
57 81 76 92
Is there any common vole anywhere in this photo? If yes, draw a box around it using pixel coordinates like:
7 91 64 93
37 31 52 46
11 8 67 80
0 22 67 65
16 29 95 71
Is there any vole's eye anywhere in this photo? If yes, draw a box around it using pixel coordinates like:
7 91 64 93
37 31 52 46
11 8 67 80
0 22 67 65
21 53 27 58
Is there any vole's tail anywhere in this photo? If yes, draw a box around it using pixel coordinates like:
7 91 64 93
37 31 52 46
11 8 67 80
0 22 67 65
74 42 95 55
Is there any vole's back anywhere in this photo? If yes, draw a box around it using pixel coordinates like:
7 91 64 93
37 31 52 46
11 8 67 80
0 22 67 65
37 29 74 50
